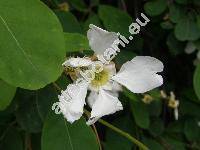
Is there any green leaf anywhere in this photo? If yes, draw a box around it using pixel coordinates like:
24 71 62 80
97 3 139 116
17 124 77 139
104 116 133 150
180 88 199 103
148 118 164 136
184 118 200 141
0 128 23 150
194 65 200 100
55 11 82 33
130 100 150 129
15 89 43 133
115 51 136 65
163 136 186 150
144 0 167 16
68 0 87 12
166 33 185 56
0 0 65 90
175 17 200 41
64 33 90 52
148 100 162 116
142 137 164 150
166 121 184 133
0 80 16 111
36 86 57 121
197 15 200 30
42 112 99 150
180 100 200 117
194 40 200 51
169 4 186 23
175 0 188 4
124 90 150 129
98 5 132 37
16 86 57 132
83 14 102 33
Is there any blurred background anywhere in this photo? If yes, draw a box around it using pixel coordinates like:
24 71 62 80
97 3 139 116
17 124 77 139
0 0 200 149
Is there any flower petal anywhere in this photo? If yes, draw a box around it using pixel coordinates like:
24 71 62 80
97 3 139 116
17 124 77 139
59 80 88 123
104 62 116 77
86 89 123 125
62 57 92 67
112 56 164 93
87 91 98 108
87 24 119 55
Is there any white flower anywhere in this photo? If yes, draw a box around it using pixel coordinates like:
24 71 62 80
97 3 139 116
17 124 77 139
59 24 164 125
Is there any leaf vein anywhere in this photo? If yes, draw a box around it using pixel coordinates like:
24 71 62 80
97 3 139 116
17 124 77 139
64 119 74 150
0 14 38 72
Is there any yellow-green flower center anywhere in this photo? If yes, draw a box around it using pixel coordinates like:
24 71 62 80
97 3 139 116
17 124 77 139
91 69 110 89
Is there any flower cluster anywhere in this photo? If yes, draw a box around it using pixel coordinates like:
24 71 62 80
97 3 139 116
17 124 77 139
57 24 164 125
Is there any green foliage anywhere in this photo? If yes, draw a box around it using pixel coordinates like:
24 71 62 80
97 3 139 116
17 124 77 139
64 33 90 52
67 0 88 12
0 128 23 150
144 0 167 16
98 5 132 37
184 118 200 141
0 0 66 90
0 0 200 149
169 4 186 23
175 16 200 41
42 111 99 150
104 116 133 150
142 137 164 150
194 65 200 100
0 80 16 110
166 33 185 55
55 11 82 33
124 90 150 129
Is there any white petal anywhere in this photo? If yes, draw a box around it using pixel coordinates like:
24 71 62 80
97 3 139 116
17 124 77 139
87 89 123 125
104 62 116 77
119 56 164 73
111 81 123 92
87 24 119 55
62 57 92 67
59 80 88 123
112 56 163 93
87 91 98 108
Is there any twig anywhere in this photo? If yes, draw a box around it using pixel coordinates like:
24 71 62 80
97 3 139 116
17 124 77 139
52 83 149 150
84 109 148 150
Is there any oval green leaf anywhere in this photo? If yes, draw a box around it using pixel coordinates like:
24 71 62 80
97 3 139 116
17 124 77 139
42 111 99 150
55 11 82 33
98 5 132 37
0 0 65 90
175 17 200 41
144 0 167 17
64 33 90 52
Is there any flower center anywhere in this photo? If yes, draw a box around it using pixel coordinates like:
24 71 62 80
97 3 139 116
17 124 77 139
90 69 110 89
